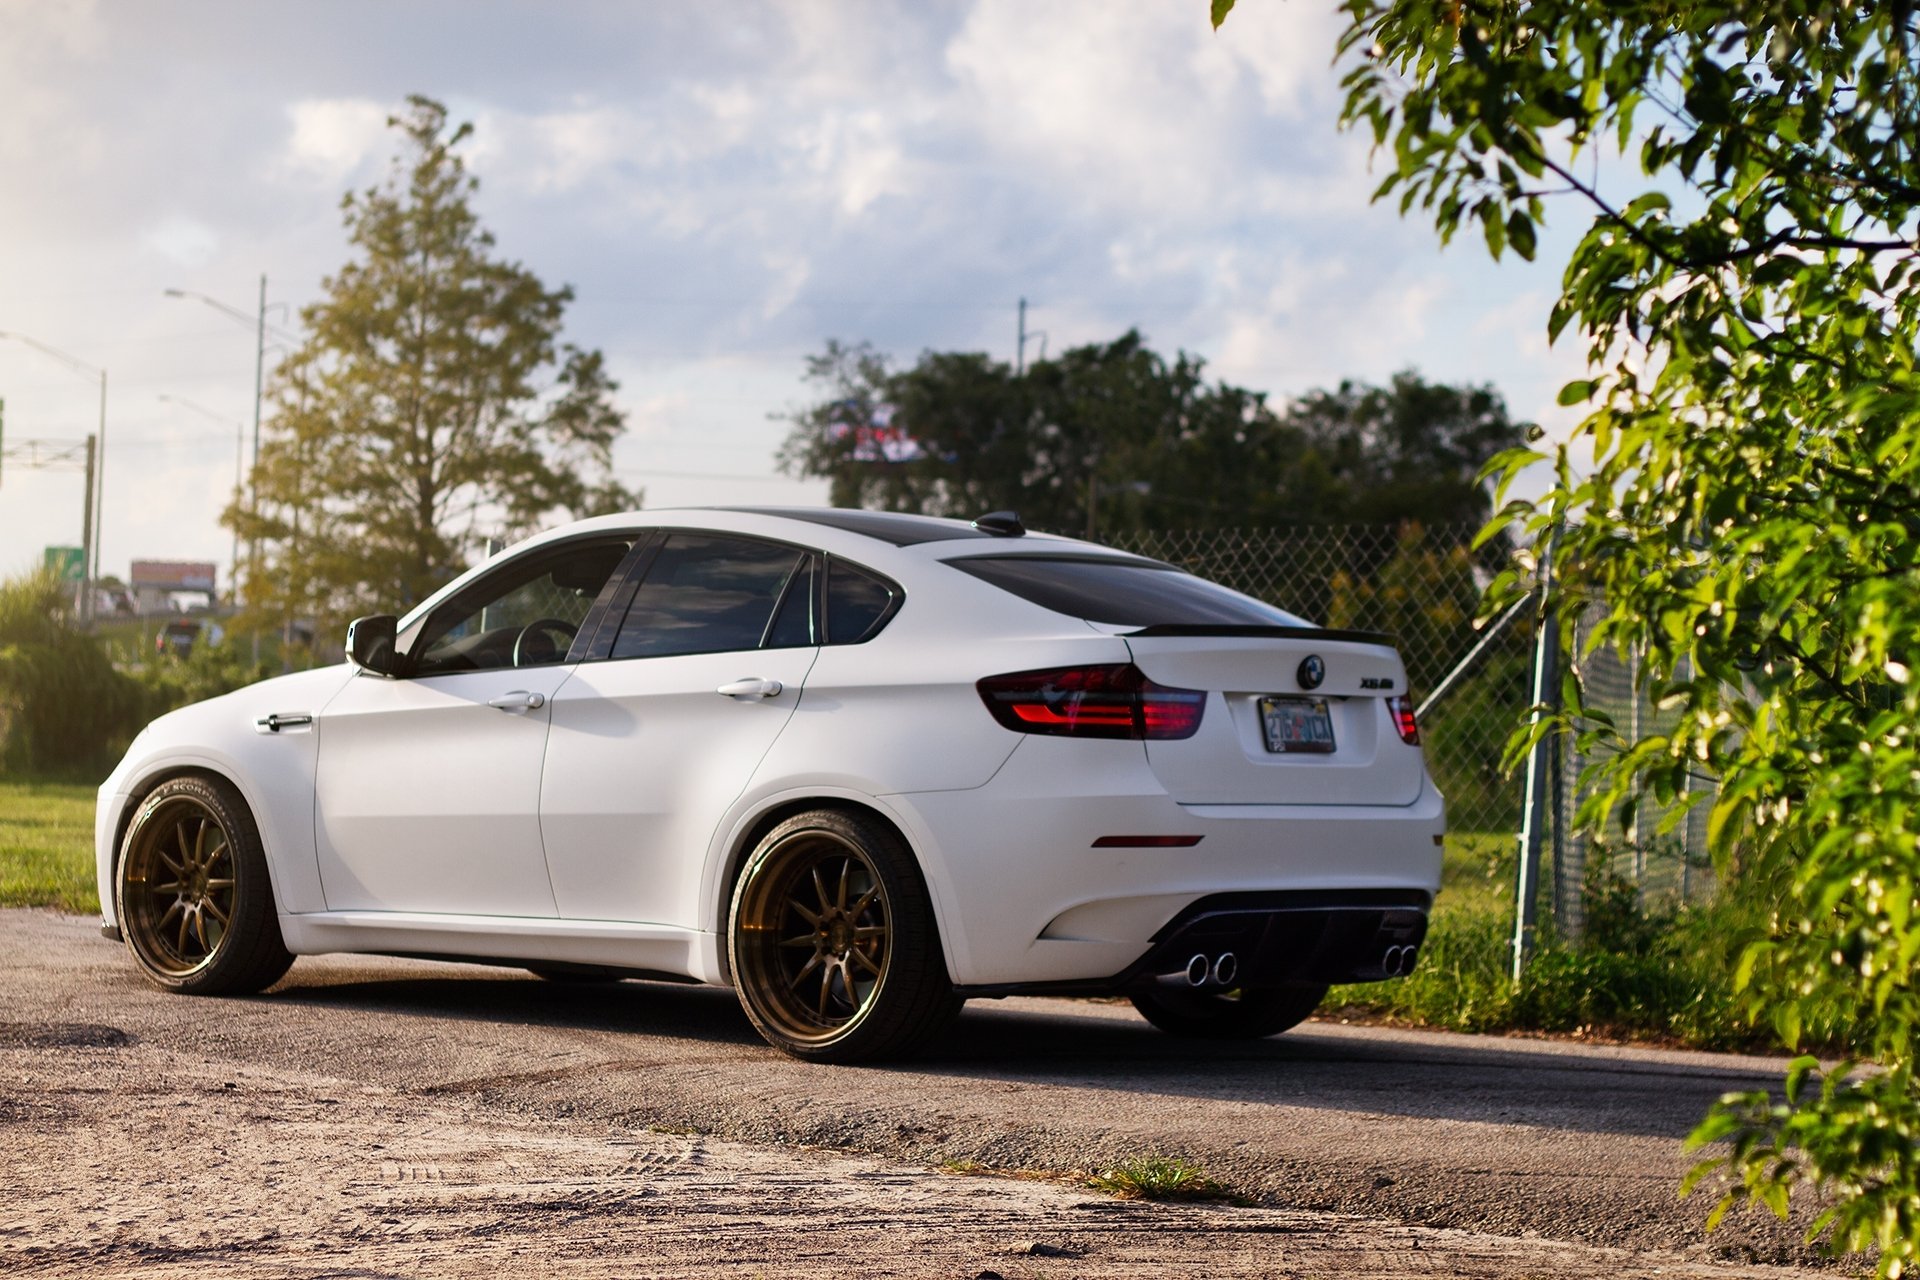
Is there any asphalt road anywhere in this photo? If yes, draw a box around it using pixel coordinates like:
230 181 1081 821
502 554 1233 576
1 908 1824 1274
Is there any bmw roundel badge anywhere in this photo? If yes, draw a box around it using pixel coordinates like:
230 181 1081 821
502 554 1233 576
1297 655 1326 690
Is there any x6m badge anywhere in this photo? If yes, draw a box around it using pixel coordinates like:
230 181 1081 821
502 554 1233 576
1297 655 1325 690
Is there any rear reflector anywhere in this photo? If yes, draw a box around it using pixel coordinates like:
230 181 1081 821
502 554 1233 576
1091 835 1204 848
1388 694 1420 745
977 663 1205 740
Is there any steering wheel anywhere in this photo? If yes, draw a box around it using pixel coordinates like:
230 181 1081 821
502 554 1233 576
511 617 579 668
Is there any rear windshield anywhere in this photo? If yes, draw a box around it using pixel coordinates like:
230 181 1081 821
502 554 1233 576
946 555 1312 628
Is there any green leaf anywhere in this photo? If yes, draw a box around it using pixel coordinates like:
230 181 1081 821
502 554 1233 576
1210 0 1234 29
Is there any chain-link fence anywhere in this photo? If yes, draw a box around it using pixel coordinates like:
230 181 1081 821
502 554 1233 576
1550 607 1717 935
1104 522 1533 844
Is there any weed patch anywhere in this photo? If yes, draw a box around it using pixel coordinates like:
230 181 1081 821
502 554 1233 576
1087 1156 1233 1202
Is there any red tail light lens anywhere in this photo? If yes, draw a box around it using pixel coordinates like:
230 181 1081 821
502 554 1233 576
977 664 1205 740
1388 694 1420 745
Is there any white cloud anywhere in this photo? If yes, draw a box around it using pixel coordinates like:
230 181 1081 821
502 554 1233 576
278 98 389 187
140 215 220 267
759 250 812 320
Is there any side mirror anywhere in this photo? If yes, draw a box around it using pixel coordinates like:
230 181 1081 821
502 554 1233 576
345 614 402 676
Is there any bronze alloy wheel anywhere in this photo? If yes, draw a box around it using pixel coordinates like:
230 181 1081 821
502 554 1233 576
122 793 236 977
728 809 958 1062
115 775 293 995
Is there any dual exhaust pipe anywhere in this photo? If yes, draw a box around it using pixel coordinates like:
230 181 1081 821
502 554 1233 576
1179 943 1420 987
1185 952 1238 987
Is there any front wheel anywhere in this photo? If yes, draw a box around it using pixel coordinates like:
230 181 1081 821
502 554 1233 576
115 775 293 995
1129 981 1327 1040
728 809 959 1063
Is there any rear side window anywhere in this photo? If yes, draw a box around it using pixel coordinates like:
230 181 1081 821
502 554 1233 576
825 560 899 644
947 555 1310 628
611 534 804 660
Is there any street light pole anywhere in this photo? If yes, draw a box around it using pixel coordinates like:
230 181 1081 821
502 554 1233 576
0 331 107 625
165 277 289 661
157 394 245 605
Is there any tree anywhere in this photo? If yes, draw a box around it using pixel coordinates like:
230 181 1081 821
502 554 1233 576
1217 0 1920 1265
1281 372 1529 526
777 333 1523 536
230 96 635 634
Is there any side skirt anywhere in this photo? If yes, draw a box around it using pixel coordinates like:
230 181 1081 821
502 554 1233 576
278 910 721 984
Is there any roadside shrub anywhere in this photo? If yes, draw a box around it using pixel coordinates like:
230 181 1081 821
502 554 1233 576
1325 863 1848 1054
0 570 152 779
134 639 272 709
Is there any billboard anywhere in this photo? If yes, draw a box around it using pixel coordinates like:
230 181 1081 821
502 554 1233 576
826 400 926 463
130 560 218 592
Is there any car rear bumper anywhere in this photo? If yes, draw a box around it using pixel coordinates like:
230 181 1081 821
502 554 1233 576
952 889 1431 996
886 736 1446 988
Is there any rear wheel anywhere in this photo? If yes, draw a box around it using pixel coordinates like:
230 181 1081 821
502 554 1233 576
728 809 959 1063
115 775 293 995
1129 981 1327 1040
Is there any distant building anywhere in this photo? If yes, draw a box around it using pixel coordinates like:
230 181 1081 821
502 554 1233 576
129 560 218 615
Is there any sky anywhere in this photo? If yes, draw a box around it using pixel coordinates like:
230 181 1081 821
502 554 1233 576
0 0 1588 594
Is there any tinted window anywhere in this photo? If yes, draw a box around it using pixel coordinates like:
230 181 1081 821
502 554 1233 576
824 560 899 644
611 534 804 660
947 555 1312 628
412 539 631 675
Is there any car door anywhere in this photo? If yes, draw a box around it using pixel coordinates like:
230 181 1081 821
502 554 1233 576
538 532 820 925
313 536 635 917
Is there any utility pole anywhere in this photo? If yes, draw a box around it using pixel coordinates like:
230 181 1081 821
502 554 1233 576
0 431 96 613
81 435 96 616
1015 297 1047 374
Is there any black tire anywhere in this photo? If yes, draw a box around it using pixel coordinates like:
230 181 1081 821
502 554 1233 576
1129 981 1327 1040
728 808 960 1063
114 775 293 995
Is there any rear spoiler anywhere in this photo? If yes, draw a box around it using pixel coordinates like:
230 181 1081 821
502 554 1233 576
1123 624 1395 646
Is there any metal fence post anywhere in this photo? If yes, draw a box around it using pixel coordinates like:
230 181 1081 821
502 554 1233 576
1512 530 1560 982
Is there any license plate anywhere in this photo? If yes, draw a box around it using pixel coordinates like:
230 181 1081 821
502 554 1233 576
1259 697 1335 754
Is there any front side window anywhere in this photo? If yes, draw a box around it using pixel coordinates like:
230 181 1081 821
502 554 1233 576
411 539 631 676
610 534 806 660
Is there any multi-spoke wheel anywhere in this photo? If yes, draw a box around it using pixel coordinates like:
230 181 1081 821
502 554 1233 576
1129 980 1328 1040
115 775 292 995
728 809 959 1063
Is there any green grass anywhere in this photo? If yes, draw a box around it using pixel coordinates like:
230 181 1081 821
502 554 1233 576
1087 1156 1233 1202
0 779 99 913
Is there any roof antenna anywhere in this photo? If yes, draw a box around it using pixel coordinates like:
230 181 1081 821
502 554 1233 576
971 510 1026 537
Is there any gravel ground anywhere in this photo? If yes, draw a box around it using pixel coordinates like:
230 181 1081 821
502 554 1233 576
0 909 1842 1278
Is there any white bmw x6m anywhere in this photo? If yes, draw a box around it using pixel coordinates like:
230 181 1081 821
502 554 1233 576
97 507 1444 1062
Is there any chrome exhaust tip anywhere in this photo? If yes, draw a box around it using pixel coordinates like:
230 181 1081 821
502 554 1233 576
1211 952 1237 987
1185 954 1211 987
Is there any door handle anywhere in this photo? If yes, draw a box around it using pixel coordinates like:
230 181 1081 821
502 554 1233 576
487 690 547 712
715 677 784 700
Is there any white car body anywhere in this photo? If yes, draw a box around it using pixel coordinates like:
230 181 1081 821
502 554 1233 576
97 508 1443 1028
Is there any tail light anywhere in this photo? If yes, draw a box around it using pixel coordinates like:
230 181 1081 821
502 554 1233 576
977 664 1205 740
1387 694 1420 745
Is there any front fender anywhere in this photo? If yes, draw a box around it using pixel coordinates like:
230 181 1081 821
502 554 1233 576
96 666 353 927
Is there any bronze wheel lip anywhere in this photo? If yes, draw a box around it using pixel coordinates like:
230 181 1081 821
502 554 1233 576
121 796 237 979
734 831 893 1046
